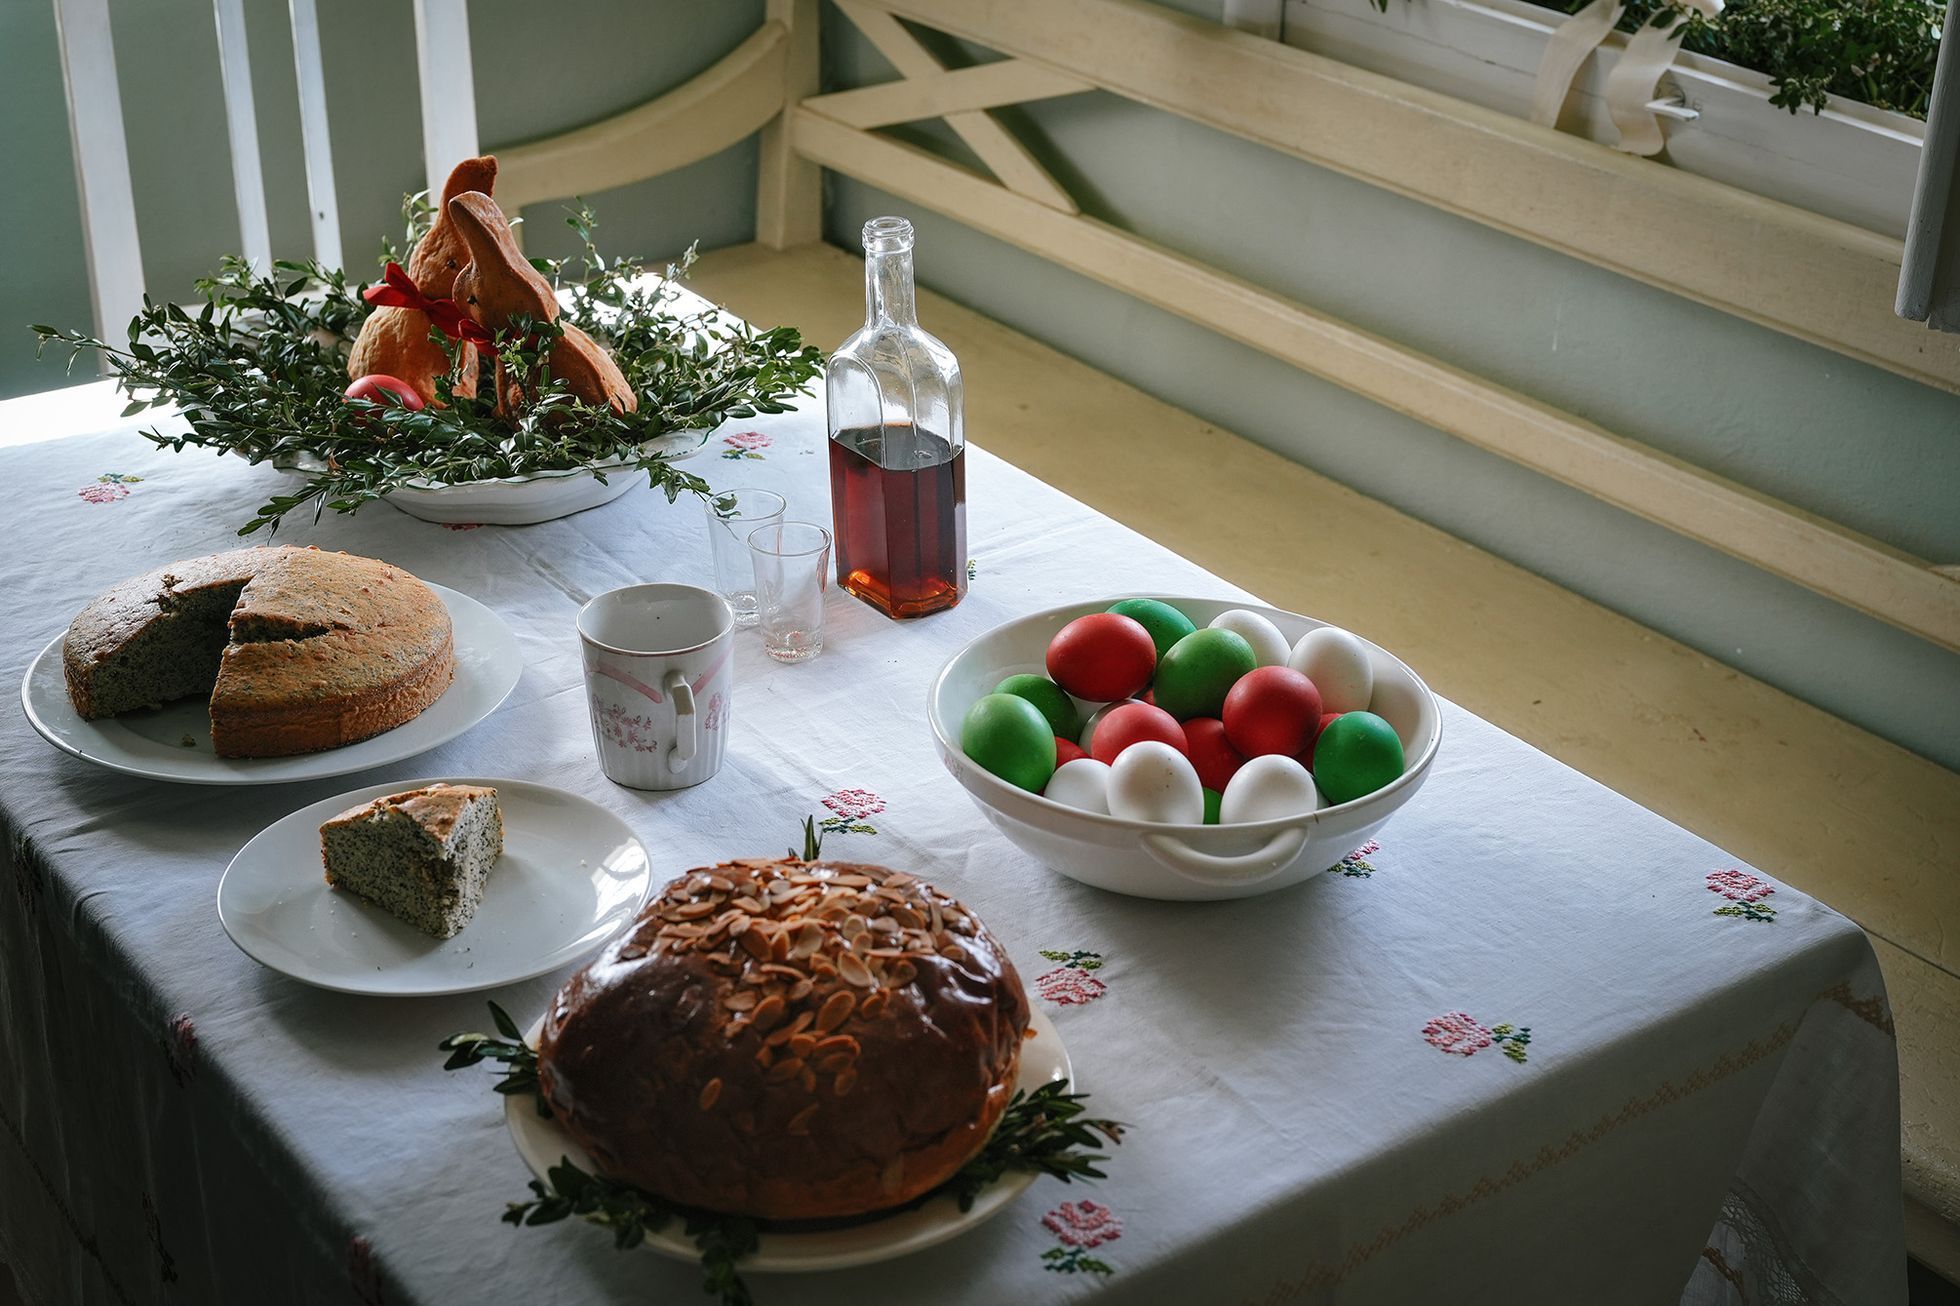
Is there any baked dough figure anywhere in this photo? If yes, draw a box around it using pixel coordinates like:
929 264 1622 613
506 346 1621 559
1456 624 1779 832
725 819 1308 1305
445 190 636 415
346 156 498 406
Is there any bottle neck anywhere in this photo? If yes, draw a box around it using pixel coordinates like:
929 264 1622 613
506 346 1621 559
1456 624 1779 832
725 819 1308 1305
865 244 917 328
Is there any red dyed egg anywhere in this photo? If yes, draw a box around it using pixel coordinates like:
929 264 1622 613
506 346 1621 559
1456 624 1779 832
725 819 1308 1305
1182 717 1246 793
1088 702 1188 765
1054 736 1088 767
1300 712 1342 770
345 374 426 411
1046 613 1157 702
1223 666 1324 758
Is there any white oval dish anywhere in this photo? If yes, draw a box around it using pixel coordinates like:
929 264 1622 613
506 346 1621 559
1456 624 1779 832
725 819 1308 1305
505 1007 1072 1272
20 582 521 785
219 777 652 996
250 427 711 525
929 596 1442 901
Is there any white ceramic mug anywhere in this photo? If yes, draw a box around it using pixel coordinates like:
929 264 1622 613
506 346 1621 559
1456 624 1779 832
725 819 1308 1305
577 584 734 790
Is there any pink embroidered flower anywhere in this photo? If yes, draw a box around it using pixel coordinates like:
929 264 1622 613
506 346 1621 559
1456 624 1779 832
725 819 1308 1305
1044 1200 1122 1249
720 431 772 459
78 482 129 503
1706 868 1772 903
1036 966 1108 1006
1423 1011 1494 1056
822 789 885 822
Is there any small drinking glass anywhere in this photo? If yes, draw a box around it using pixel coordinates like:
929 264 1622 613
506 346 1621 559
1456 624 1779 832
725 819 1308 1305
748 521 832 664
701 488 786 627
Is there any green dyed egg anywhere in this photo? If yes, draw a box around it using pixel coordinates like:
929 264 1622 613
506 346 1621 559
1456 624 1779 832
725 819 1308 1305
995 673 1081 741
1153 628 1256 720
1107 598 1196 660
1312 711 1405 805
961 693 1058 792
1202 787 1222 825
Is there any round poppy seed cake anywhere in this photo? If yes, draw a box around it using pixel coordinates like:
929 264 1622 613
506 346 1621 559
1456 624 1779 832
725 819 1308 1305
537 857 1030 1220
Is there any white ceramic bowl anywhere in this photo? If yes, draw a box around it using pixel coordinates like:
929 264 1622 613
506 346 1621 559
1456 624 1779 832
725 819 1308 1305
929 596 1442 901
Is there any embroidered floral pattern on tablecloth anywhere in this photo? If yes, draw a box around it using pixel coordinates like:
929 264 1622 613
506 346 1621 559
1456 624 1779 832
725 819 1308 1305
439 522 482 531
1035 950 1108 1006
1040 1200 1121 1277
966 558 977 581
1707 867 1778 922
819 788 883 836
1423 1011 1532 1063
161 1014 197 1086
77 472 142 503
594 702 661 753
720 431 771 460
1328 839 1382 877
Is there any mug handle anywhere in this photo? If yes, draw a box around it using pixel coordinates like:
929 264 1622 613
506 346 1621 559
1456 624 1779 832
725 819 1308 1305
665 670 697 772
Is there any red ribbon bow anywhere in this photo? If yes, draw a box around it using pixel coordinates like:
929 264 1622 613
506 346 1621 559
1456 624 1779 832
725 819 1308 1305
364 262 494 354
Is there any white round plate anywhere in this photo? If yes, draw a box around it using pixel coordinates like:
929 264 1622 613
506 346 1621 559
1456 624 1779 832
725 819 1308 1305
506 1007 1073 1272
20 582 520 785
217 777 652 996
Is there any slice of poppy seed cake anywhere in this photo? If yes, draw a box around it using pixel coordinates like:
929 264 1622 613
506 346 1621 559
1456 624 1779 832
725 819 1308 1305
320 784 503 939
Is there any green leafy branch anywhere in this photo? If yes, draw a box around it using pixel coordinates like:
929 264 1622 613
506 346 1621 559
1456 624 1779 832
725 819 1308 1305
31 204 820 535
436 1001 548 1116
943 1081 1126 1212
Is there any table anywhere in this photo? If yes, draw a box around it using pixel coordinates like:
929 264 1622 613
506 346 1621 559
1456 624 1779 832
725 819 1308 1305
0 380 1904 1305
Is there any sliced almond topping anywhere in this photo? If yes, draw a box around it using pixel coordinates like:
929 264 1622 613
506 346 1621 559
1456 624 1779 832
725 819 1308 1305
697 1078 723 1110
940 943 968 963
833 874 872 887
726 916 751 938
837 952 874 988
769 931 791 963
739 929 772 960
733 896 765 913
750 994 787 1032
788 1032 818 1057
792 922 825 959
765 1057 805 1083
811 958 838 978
866 947 905 959
755 1044 774 1069
833 1067 859 1097
860 989 890 1019
814 990 856 1033
674 900 717 919
891 960 918 986
765 1022 799 1047
815 1052 853 1075
812 1034 859 1056
723 990 758 1012
705 874 734 892
800 1067 817 1093
888 906 924 930
789 978 815 1001
787 1103 819 1136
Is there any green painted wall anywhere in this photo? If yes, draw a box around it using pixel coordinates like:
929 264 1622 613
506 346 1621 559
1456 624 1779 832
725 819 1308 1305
0 0 762 398
816 5 1960 769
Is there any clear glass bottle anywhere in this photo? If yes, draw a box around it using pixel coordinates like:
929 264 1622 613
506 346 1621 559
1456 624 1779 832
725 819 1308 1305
826 216 967 620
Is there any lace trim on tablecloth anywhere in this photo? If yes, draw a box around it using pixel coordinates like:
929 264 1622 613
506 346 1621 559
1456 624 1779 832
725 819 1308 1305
1689 1178 1841 1306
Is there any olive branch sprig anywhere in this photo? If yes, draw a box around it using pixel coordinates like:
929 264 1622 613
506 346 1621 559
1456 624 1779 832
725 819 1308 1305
440 1003 1125 1306
30 203 819 535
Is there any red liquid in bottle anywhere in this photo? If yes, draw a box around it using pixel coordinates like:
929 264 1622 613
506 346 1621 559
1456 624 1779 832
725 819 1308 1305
828 423 966 619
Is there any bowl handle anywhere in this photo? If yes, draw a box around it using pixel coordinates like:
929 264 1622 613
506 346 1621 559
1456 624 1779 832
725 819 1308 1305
1138 827 1310 887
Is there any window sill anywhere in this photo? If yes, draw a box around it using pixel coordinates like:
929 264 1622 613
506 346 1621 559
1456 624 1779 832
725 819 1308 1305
1281 0 1925 239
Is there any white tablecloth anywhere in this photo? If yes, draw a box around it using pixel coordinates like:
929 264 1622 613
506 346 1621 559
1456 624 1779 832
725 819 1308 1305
0 383 1902 1304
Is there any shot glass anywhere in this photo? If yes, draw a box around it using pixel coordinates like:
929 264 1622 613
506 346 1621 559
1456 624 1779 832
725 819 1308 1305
747 521 832 664
701 488 786 627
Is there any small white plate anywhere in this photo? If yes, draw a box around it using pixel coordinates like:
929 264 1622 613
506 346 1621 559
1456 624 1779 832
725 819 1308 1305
218 777 652 996
20 583 521 785
506 1007 1073 1272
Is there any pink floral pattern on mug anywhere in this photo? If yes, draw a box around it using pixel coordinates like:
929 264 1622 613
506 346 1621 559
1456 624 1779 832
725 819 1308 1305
1035 949 1107 1006
1041 1200 1121 1276
720 431 771 460
594 701 661 753
704 691 727 732
819 788 883 835
1423 1011 1531 1063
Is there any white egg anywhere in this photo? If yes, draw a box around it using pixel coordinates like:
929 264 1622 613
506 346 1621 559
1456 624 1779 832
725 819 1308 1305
1208 609 1290 668
1287 626 1374 714
1078 699 1140 751
1106 741 1205 824
1043 758 1112 814
1219 754 1320 824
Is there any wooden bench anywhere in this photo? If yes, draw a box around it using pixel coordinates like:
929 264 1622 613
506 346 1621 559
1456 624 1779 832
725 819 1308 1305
692 238 1960 1285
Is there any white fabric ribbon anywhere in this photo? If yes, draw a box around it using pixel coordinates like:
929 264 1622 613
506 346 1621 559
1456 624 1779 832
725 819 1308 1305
1529 0 1627 127
1604 0 1722 155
